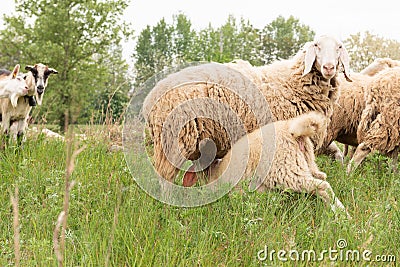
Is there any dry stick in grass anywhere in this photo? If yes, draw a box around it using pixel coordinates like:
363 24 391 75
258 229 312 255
54 180 77 267
61 130 87 251
10 187 20 267
53 211 65 266
53 123 86 266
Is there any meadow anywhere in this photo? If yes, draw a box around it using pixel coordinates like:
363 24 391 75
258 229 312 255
0 127 399 266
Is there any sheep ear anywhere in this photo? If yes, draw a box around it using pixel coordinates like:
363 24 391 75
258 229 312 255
11 64 20 79
303 43 316 76
340 45 352 82
49 68 58 74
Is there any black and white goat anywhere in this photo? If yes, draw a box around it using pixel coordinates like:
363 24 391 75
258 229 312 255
0 63 58 143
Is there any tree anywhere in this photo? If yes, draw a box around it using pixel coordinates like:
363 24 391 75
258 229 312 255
133 18 173 88
345 31 400 72
172 13 196 64
0 0 133 130
133 26 155 87
261 15 315 64
82 45 131 124
236 18 263 66
152 18 174 73
132 14 316 91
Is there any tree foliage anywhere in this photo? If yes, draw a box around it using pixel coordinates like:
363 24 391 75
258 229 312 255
261 15 315 64
0 0 133 129
344 31 400 72
133 14 315 90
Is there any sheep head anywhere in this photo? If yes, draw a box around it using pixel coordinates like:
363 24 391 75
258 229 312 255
25 63 58 105
303 35 352 82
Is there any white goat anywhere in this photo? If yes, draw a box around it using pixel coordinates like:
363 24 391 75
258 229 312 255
0 64 29 107
0 63 58 143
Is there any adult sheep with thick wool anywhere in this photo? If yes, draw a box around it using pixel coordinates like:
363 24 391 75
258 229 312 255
143 35 351 183
320 57 400 162
347 66 400 172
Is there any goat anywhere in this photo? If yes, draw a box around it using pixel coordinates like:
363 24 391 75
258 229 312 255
0 64 29 107
0 63 58 144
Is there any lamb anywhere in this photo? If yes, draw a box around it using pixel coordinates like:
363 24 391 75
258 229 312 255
142 35 351 182
320 58 400 162
347 66 400 172
0 64 29 107
185 112 347 215
0 63 58 143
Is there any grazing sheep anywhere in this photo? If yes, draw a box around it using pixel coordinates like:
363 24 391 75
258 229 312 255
321 58 400 162
0 65 29 107
0 63 58 143
185 112 347 214
143 35 351 182
347 67 400 172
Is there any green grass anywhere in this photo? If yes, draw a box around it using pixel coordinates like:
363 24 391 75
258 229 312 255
0 138 399 266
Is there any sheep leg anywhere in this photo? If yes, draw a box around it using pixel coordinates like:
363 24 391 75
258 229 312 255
343 145 348 157
347 146 356 159
322 142 344 164
343 145 356 158
303 143 327 180
297 176 348 216
347 143 371 174
154 150 179 182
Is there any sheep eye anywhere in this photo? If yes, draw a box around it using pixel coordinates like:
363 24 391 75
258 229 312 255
338 45 342 49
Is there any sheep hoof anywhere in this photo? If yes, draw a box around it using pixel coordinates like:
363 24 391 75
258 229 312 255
183 165 197 187
314 171 327 180
334 152 344 165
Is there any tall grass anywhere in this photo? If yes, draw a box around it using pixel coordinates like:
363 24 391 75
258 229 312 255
0 134 398 266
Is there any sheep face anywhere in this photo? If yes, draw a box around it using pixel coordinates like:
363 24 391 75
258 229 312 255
25 63 58 105
303 35 351 81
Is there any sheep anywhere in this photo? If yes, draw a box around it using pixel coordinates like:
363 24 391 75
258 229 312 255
142 35 351 182
319 73 371 161
0 63 58 143
184 112 347 215
320 57 400 162
360 57 400 77
0 64 29 107
347 66 400 173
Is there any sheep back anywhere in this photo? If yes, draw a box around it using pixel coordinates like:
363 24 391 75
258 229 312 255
143 63 272 179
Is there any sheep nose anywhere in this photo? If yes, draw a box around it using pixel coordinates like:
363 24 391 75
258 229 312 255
323 63 335 74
